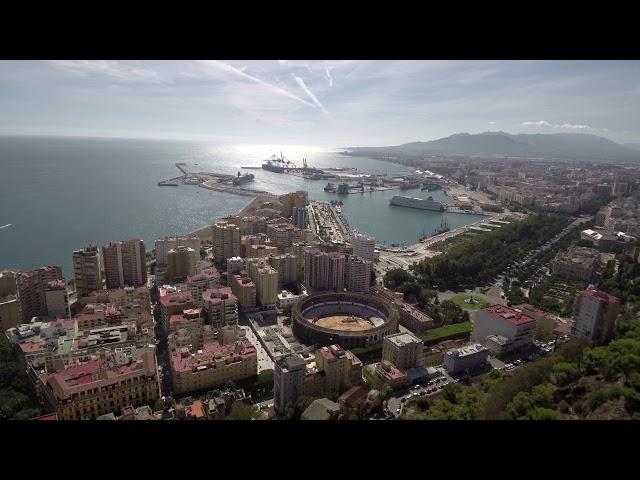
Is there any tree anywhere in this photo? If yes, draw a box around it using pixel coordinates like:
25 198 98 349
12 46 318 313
551 362 580 386
226 403 257 420
383 268 412 289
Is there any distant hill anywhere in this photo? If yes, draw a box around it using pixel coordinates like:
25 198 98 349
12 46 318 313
623 143 640 152
346 132 640 163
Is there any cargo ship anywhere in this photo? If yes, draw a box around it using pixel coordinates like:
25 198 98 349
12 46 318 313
262 152 293 173
390 195 444 212
232 172 255 186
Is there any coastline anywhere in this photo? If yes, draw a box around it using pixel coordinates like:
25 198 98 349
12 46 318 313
187 194 272 241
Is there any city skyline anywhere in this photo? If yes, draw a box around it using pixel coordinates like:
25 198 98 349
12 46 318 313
1 60 639 146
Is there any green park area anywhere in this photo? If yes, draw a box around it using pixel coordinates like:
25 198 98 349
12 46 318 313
450 293 490 310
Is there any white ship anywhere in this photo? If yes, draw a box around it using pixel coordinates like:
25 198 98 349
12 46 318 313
390 195 444 212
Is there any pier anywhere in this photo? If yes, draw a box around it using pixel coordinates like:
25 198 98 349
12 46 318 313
157 163 276 199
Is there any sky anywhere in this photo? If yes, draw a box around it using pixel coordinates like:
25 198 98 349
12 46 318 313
0 60 639 147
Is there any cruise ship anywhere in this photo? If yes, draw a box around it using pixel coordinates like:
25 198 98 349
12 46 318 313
390 195 444 212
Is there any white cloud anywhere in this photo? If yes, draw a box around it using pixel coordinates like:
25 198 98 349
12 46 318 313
522 120 593 130
325 68 334 87
489 121 496 125
49 60 168 83
294 76 328 114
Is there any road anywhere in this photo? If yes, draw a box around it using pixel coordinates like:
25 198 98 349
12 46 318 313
239 324 274 373
490 215 593 296
386 367 455 417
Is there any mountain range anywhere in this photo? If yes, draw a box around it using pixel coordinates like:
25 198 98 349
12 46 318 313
346 132 640 163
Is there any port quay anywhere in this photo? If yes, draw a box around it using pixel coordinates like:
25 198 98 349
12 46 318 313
157 158 490 215
159 156 511 258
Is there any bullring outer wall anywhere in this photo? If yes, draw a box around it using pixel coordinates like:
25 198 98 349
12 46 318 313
292 292 399 348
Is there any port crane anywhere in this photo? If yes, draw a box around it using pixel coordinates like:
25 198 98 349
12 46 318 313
265 152 297 169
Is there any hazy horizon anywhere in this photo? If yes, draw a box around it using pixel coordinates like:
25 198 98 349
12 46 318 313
1 60 639 146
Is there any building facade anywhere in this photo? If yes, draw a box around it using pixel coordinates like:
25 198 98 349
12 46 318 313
170 326 257 395
39 348 159 420
212 220 241 264
202 287 239 329
73 246 102 297
472 304 536 355
350 231 375 262
18 266 64 321
345 255 372 293
102 239 147 289
382 332 424 371
571 289 620 345
443 343 489 375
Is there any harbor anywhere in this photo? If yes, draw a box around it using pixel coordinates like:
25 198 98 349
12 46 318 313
157 163 276 199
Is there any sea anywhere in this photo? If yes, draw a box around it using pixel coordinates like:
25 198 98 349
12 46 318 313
0 136 483 277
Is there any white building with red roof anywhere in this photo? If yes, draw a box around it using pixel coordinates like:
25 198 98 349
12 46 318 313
472 304 536 355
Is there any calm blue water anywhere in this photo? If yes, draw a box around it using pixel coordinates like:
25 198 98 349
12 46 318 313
0 136 482 277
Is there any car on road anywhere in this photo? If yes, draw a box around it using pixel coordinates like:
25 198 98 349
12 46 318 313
396 408 401 414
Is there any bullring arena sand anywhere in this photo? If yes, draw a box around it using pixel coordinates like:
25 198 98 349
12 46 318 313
313 314 375 332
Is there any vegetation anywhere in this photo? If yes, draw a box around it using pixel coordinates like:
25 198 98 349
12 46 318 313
410 213 571 289
0 336 42 420
419 321 472 344
350 322 472 359
226 403 260 420
529 275 586 316
405 312 640 420
282 396 315 420
450 293 490 311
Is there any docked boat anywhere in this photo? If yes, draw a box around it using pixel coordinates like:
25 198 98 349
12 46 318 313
232 172 255 186
390 195 444 212
421 182 441 191
324 182 336 192
262 152 293 173
400 181 421 190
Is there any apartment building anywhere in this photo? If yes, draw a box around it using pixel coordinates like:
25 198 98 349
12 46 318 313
571 288 620 345
39 348 159 420
44 280 69 319
73 246 102 298
382 332 424 371
304 249 346 292
350 231 375 262
273 344 362 413
246 258 279 307
345 255 372 293
102 239 147 289
212 220 240 264
229 272 257 310
472 304 536 355
18 266 64 321
202 287 238 329
170 326 257 395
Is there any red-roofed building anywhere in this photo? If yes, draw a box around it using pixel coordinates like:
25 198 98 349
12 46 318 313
39 348 159 420
170 326 257 394
571 288 620 345
230 272 257 310
159 290 194 328
514 303 556 338
370 360 408 389
202 288 238 329
180 267 221 306
472 304 536 355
